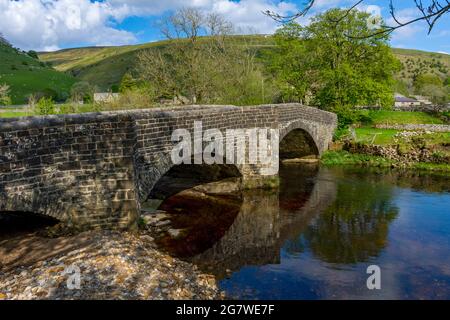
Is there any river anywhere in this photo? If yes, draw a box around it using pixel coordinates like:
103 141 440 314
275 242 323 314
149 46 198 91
152 164 450 300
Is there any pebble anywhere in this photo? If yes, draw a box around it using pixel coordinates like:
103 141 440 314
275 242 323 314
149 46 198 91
0 230 221 300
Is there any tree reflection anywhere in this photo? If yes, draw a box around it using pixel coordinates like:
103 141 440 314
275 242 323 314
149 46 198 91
304 179 399 264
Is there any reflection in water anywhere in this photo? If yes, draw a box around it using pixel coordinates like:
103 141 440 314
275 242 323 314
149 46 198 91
150 164 450 300
304 178 399 264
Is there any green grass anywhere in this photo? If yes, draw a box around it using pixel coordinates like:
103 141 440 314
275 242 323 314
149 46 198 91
0 43 76 104
321 151 450 173
361 110 444 125
321 151 395 167
354 127 450 146
354 128 400 145
0 110 33 118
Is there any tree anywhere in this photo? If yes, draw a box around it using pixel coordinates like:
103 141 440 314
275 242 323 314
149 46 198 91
445 77 450 86
136 8 272 105
27 50 39 60
420 84 449 104
265 0 450 38
413 73 443 93
414 74 449 104
119 73 138 93
270 9 401 113
70 81 94 103
0 83 12 106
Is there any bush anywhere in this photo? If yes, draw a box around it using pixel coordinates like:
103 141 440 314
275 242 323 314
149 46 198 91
70 81 94 103
58 103 78 115
35 97 55 115
331 105 360 130
0 83 12 106
27 50 39 59
110 84 119 93
357 112 374 126
99 85 156 111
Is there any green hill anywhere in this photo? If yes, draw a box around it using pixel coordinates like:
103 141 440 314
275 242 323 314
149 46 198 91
392 48 450 87
0 43 76 104
39 37 449 94
39 36 276 91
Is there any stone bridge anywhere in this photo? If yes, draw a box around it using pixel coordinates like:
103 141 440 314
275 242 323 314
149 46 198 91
0 104 336 228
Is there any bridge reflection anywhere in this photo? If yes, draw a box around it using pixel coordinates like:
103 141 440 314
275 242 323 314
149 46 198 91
151 164 338 278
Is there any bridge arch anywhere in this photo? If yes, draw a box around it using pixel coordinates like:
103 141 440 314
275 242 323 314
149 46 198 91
280 118 334 156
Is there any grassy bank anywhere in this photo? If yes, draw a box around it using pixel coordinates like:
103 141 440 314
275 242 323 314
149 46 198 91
359 110 444 125
321 151 450 173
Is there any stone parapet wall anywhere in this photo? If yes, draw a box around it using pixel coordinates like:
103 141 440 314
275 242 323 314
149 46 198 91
374 124 450 132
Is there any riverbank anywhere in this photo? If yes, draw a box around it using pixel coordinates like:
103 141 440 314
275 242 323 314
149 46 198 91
0 229 221 300
321 150 450 173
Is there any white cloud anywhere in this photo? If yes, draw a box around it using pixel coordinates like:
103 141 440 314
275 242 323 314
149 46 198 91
0 0 137 51
210 0 298 34
0 0 300 51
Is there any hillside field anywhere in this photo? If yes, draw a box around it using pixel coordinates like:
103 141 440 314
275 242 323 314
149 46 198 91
38 36 450 93
0 43 76 104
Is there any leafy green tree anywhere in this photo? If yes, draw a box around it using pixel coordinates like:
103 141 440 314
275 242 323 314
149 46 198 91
413 74 443 93
270 9 401 114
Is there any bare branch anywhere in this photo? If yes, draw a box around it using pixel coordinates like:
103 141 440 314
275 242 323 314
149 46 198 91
263 0 316 23
264 0 450 38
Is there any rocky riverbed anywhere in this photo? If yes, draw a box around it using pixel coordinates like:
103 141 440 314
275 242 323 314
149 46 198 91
0 228 222 300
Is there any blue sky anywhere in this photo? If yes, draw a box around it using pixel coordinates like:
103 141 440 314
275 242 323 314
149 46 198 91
0 0 448 53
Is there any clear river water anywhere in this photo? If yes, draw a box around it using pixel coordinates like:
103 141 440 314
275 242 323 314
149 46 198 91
154 164 450 300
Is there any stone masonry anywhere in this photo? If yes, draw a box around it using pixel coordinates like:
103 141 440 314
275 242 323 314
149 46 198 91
0 104 337 229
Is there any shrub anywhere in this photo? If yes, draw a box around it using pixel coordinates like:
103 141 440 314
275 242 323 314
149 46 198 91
58 103 78 115
331 105 360 130
100 85 156 111
110 84 120 93
119 73 137 93
0 83 12 106
35 97 55 115
27 50 39 59
70 81 94 103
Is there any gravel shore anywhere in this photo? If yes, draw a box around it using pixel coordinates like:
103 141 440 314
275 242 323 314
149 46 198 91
0 230 221 300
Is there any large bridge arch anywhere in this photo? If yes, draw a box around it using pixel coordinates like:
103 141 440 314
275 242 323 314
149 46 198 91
0 104 337 229
136 151 244 203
